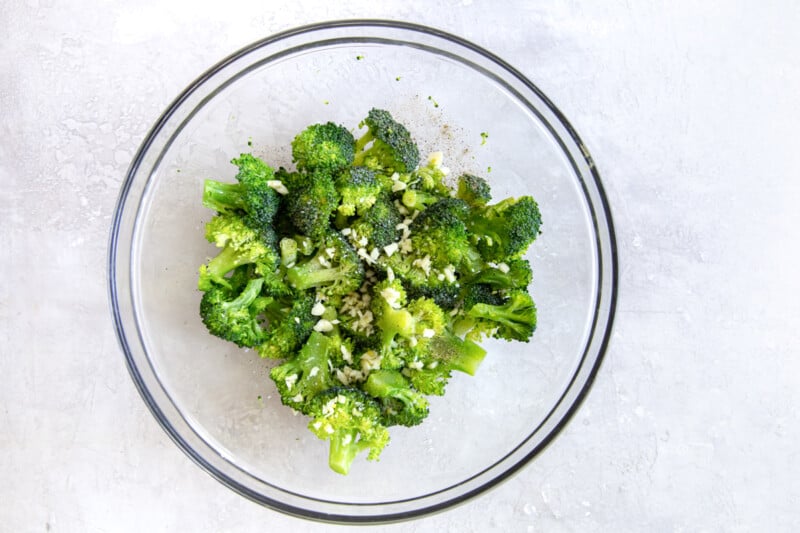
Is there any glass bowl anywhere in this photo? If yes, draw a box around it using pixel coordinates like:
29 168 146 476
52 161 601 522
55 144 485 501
108 20 617 523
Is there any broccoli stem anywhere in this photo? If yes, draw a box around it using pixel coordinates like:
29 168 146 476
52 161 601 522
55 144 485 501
401 189 439 210
224 277 264 311
353 130 375 158
201 246 252 288
328 429 360 475
430 331 487 376
376 306 415 348
203 180 245 213
286 263 347 291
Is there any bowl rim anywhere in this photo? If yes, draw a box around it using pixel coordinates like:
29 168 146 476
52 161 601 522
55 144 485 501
108 18 618 524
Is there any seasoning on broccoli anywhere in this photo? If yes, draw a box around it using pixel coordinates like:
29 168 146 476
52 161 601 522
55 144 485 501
196 109 542 474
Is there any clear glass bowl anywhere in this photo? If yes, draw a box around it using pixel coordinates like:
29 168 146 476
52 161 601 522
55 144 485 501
108 20 617 523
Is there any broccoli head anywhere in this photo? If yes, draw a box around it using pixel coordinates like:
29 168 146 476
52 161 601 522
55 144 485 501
280 168 340 243
257 292 316 359
306 388 390 475
348 193 403 249
409 198 483 273
291 122 355 173
270 331 334 414
471 259 533 291
200 277 268 347
363 369 429 427
202 154 280 230
456 173 492 207
198 213 280 291
467 196 542 262
354 108 419 173
286 231 365 296
464 290 537 342
335 166 384 216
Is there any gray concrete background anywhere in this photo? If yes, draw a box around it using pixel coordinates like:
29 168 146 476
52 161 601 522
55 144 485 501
2 1 798 531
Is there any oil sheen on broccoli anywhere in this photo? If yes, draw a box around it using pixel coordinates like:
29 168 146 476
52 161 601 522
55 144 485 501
197 108 542 475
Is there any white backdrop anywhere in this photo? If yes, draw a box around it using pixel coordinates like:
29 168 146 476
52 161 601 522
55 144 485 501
2 1 798 531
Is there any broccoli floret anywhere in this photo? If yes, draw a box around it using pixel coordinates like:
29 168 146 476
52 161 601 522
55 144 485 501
286 231 365 296
461 282 506 311
371 280 446 358
202 154 280 231
464 290 537 342
471 259 533 290
455 173 492 207
199 277 268 347
363 369 429 427
291 122 355 173
198 213 280 291
270 331 334 413
281 168 339 243
467 196 542 262
403 330 487 395
349 193 403 249
409 198 483 273
306 388 390 475
257 292 316 359
354 108 419 173
336 166 384 216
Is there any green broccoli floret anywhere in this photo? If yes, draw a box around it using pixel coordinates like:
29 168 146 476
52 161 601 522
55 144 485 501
202 154 280 230
257 292 316 359
455 173 492 207
409 198 483 273
363 369 429 427
280 168 340 243
466 196 542 262
461 282 506 311
349 193 403 249
411 153 451 196
371 280 446 357
353 108 420 173
199 277 268 347
464 290 537 342
335 166 384 216
306 388 390 475
270 331 334 413
471 259 533 290
291 122 355 173
403 330 487 395
198 213 280 291
286 231 365 296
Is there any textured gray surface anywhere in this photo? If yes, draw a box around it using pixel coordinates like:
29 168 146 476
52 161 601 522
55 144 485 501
2 1 799 531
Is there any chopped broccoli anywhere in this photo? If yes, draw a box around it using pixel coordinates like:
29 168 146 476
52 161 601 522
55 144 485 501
200 277 267 347
464 290 537 342
471 259 533 290
456 173 491 207
363 369 429 427
349 193 402 249
306 388 390 475
336 166 384 216
280 168 340 243
354 108 420 173
257 292 316 359
197 111 543 475
291 122 355 173
270 331 334 413
286 231 364 296
466 196 542 262
198 213 280 291
202 154 280 230
409 198 483 273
